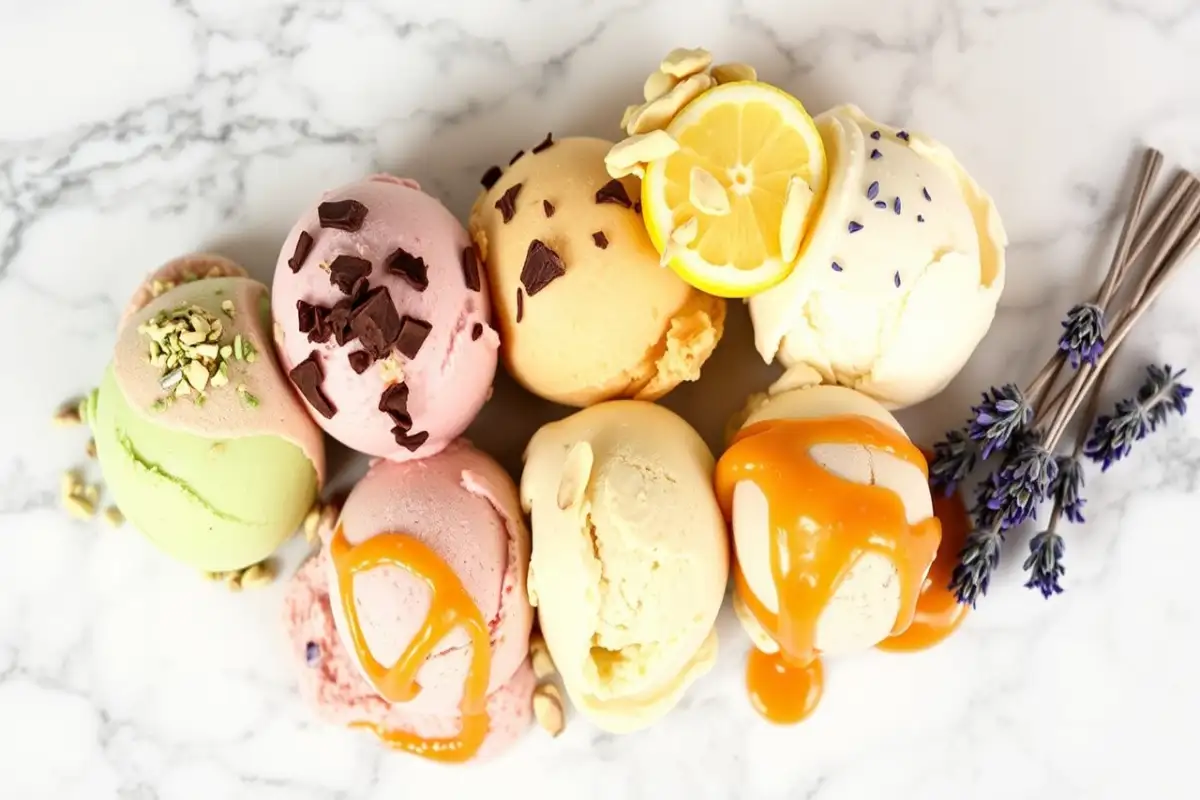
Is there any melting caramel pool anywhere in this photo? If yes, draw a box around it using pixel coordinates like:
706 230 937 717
715 416 942 724
331 526 491 763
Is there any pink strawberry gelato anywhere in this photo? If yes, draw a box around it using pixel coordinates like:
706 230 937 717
272 175 499 461
283 440 535 759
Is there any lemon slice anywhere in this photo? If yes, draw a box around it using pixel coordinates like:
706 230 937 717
641 81 826 297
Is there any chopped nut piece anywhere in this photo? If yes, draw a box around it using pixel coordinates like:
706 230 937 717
52 402 83 427
689 167 731 216
240 560 276 589
711 62 757 84
85 438 97 459
530 637 557 680
302 506 321 542
642 69 679 102
779 176 815 264
659 47 713 78
532 684 565 737
605 130 680 179
626 73 713 135
102 507 124 528
224 572 243 592
64 494 96 520
619 104 640 131
60 470 82 501
318 504 340 540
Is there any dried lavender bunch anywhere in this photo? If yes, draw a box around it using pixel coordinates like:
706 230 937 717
1057 303 1105 368
987 440 1058 528
1083 364 1192 470
968 384 1034 459
1051 455 1086 524
929 427 977 496
950 516 1004 608
1023 530 1065 598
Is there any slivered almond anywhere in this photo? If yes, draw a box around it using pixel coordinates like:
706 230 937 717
642 70 679 102
605 130 679 179
660 218 700 267
626 73 713 135
711 62 757 84
779 177 815 264
660 47 713 78
532 684 565 737
689 167 731 216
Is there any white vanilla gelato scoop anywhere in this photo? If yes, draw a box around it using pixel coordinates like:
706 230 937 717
749 104 1006 409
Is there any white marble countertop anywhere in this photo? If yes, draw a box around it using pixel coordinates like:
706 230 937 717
4 1 1200 798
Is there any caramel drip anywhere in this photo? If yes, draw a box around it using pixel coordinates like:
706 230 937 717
877 453 971 653
331 526 490 763
715 416 941 724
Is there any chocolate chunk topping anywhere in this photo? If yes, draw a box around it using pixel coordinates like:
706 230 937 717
592 231 609 249
531 132 554 154
509 150 525 165
461 245 481 292
481 166 502 190
289 353 336 419
318 199 368 231
519 239 566 296
543 200 555 218
288 231 314 273
495 182 523 223
633 201 642 214
395 316 432 360
595 179 632 208
327 297 357 346
297 300 317 334
516 288 524 323
349 286 402 359
386 247 428 292
348 350 373 374
328 255 371 295
378 382 411 427
471 322 483 341
393 429 429 451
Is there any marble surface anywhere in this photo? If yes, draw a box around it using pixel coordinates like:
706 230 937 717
3 0 1200 798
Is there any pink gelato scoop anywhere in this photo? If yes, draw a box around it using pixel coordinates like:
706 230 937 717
272 175 499 461
283 440 534 760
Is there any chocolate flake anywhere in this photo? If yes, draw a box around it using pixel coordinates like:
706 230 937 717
318 199 368 231
595 179 631 208
519 239 566 296
289 352 336 419
461 246 481 292
288 231 314 273
633 201 642 214
471 322 483 341
386 247 428 291
592 231 609 249
495 183 523 223
481 166 502 190
393 429 429 452
378 383 411 427
395 316 432 360
297 300 317 334
348 350 373 374
349 287 403 359
543 200 555 218
328 255 371 295
531 132 554 154
516 288 524 322
509 150 525 165
326 297 357 346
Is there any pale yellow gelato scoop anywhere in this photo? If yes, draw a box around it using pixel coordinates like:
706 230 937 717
521 401 729 733
730 368 934 656
469 136 725 407
749 104 1006 408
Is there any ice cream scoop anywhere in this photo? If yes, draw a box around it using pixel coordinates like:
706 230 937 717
717 369 940 723
468 136 725 406
521 401 728 733
93 255 324 573
749 104 1007 408
273 175 498 460
283 441 534 762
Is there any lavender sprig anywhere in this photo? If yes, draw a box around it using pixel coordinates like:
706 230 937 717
969 384 1034 459
1051 455 1086 524
1023 530 1066 598
1083 364 1192 470
1057 303 1105 368
986 441 1058 528
929 427 977 496
950 518 1004 607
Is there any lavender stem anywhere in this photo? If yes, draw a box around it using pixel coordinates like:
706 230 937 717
1097 148 1162 310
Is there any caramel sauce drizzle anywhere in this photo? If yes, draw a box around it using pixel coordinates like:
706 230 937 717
331 525 490 763
715 416 941 724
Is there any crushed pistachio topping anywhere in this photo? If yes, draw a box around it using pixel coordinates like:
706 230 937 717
138 301 257 410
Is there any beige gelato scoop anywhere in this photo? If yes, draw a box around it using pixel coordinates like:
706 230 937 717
521 401 729 733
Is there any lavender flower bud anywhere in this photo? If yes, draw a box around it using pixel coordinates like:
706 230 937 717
950 519 1005 607
930 428 977 496
987 443 1057 529
1084 364 1192 471
969 384 1033 459
1023 530 1065 598
1057 303 1105 369
1051 455 1086 524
